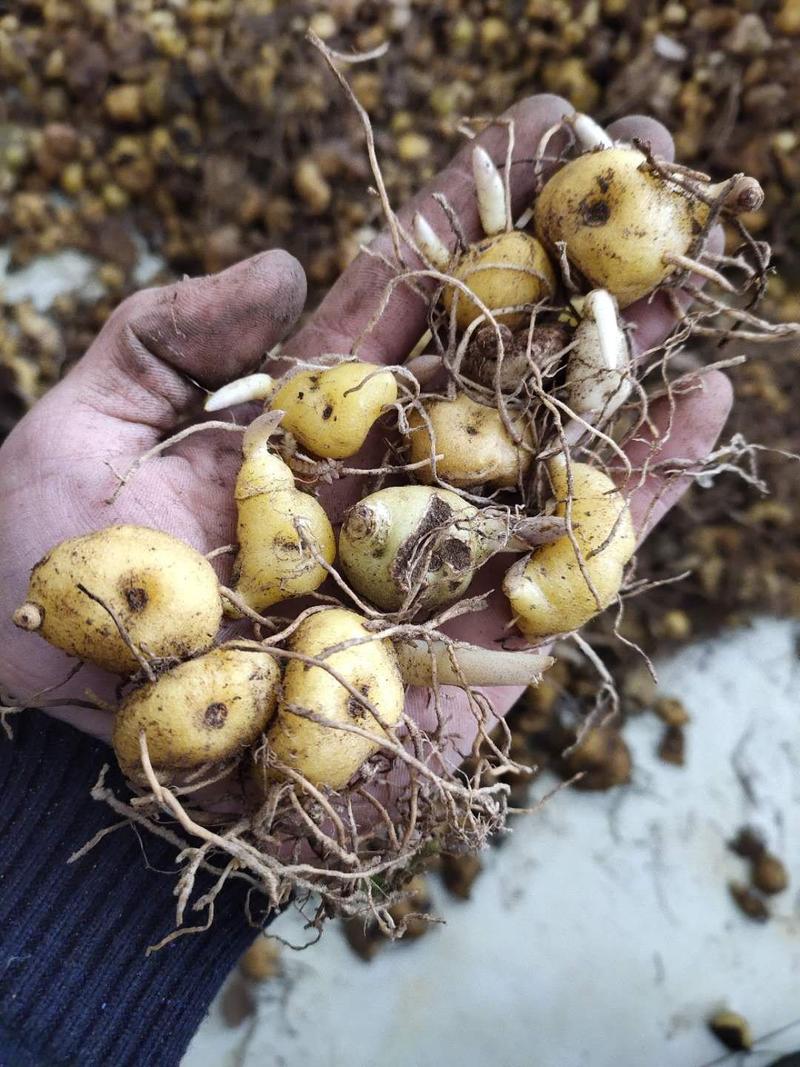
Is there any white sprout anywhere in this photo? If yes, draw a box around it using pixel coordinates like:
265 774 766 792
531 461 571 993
472 145 507 236
204 373 276 412
570 112 614 151
566 289 631 417
395 639 552 688
412 212 451 271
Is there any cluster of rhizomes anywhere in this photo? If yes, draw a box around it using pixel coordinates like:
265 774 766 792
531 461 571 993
11 103 799 942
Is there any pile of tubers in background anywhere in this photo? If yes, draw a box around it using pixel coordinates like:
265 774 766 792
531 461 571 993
11 82 798 939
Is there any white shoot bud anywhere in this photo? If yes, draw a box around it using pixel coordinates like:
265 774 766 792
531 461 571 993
241 409 285 457
570 113 613 151
204 373 275 412
412 212 451 271
566 289 631 418
472 145 507 236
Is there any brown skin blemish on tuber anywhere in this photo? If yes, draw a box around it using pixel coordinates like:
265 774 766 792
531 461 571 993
203 702 228 729
124 586 148 612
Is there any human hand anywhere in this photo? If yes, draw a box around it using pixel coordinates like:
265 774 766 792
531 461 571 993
0 95 732 754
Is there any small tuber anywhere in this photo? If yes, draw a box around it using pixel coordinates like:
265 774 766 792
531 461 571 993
270 360 397 459
113 642 279 781
503 457 635 638
230 413 335 614
408 393 533 488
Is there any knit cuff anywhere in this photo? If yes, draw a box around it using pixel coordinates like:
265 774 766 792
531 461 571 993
0 710 261 1067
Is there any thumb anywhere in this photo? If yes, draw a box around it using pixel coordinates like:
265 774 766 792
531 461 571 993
70 250 306 431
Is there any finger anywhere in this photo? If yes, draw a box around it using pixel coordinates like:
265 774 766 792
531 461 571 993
606 115 675 159
283 93 573 365
402 682 521 771
624 368 734 538
69 250 306 431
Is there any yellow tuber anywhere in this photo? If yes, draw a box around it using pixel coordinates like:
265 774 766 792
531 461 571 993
534 145 763 307
266 608 405 790
113 642 279 781
338 485 487 613
443 230 556 331
408 393 533 488
12 525 222 675
503 458 635 638
270 360 397 459
414 146 556 333
231 413 335 614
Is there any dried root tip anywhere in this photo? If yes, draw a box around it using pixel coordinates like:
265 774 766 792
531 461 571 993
395 638 553 688
475 511 567 555
508 514 568 550
567 288 631 417
714 174 764 215
204 373 275 412
412 213 451 271
568 112 613 151
472 145 507 236
12 603 43 631
241 409 285 457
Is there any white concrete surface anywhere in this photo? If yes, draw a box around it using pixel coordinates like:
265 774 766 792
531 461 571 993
184 616 800 1067
0 240 161 309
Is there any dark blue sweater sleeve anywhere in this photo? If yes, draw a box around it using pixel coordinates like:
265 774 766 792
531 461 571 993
0 710 260 1067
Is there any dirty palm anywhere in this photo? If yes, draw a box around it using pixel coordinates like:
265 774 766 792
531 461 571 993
4 78 794 939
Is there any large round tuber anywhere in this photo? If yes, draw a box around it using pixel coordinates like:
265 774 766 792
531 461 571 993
13 525 223 675
535 147 712 306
